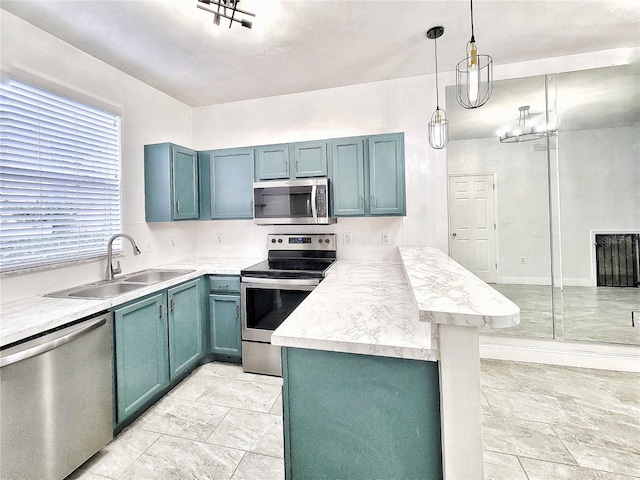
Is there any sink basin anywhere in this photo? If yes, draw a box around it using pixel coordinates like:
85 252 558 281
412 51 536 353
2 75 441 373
45 269 195 300
122 269 195 283
65 282 149 299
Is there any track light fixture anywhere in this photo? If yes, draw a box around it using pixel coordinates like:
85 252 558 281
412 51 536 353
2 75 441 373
197 0 255 29
456 0 493 109
427 26 449 150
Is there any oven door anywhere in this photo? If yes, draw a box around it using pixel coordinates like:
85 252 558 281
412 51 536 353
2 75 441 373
241 278 317 342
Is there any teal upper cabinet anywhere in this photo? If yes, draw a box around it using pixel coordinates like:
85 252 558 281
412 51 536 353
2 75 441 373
330 133 405 217
256 144 290 180
168 279 203 379
200 148 255 220
144 143 199 222
368 134 406 216
256 141 328 180
292 141 328 178
330 138 365 216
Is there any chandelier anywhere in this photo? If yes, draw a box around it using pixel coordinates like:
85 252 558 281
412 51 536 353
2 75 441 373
197 0 255 29
499 106 558 143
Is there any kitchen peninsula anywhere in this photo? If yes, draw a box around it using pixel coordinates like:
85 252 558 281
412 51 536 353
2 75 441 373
272 246 520 479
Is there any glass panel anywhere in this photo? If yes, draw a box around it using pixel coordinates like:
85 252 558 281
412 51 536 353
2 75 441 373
555 65 640 345
245 287 312 331
253 186 313 219
446 75 555 339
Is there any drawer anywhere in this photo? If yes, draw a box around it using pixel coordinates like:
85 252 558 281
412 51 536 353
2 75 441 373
208 275 240 293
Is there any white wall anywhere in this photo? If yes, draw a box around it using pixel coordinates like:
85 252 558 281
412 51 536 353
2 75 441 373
559 125 640 285
0 11 195 303
191 77 449 260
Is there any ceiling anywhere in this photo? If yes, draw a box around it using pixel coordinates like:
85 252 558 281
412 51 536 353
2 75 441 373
2 0 639 108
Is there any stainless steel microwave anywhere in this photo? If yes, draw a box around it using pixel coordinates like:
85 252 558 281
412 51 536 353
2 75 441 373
253 178 336 225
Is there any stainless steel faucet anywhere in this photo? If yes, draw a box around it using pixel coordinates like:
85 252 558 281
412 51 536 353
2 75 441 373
105 233 141 281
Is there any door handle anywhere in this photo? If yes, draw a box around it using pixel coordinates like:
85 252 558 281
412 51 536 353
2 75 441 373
452 233 457 237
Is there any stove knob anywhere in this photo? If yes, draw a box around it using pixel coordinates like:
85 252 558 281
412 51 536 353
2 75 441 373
278 238 283 243
271 238 276 243
325 238 330 244
318 239 323 244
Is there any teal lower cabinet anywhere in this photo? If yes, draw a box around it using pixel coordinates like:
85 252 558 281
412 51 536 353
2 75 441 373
113 278 204 431
281 347 442 480
113 292 169 426
168 279 204 378
208 275 242 361
209 295 241 357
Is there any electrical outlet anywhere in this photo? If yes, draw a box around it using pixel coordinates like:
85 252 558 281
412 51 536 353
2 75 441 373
343 232 352 245
169 237 176 247
382 233 390 245
217 234 223 244
520 257 525 264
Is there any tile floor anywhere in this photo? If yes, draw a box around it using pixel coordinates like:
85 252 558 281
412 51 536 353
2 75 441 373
70 359 640 480
483 284 640 346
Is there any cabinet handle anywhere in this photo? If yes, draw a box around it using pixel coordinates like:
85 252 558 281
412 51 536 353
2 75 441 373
170 298 176 312
236 304 240 318
285 161 288 173
175 200 180 213
159 304 164 318
295 160 299 173
370 195 376 207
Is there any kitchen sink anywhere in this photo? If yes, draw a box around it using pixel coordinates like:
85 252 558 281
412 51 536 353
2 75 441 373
45 269 195 300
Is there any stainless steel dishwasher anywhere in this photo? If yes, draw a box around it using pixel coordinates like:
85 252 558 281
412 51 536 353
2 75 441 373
1 312 114 480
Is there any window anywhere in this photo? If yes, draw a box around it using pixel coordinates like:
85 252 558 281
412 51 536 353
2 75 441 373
0 78 122 273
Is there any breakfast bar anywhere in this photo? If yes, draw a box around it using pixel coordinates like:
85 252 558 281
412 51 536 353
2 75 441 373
271 246 520 479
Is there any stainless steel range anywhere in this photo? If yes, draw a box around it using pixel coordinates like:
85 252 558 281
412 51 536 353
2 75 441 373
241 234 336 376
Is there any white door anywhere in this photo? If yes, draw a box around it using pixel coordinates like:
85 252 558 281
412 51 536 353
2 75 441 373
449 174 497 283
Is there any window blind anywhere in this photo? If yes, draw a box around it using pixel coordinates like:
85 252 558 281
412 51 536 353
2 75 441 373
0 78 122 273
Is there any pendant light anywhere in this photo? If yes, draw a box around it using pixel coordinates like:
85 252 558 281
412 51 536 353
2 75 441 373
427 26 449 150
456 0 493 109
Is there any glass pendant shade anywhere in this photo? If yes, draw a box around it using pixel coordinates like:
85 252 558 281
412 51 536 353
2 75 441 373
429 108 449 149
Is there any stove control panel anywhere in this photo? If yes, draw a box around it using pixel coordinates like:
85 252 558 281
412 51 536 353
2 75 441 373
267 234 336 251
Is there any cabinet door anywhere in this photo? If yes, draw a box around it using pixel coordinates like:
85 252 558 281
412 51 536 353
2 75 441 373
292 141 328 178
168 279 203 379
172 145 199 220
210 294 241 357
367 134 405 216
330 138 365 216
114 293 169 423
210 148 255 219
256 144 290 180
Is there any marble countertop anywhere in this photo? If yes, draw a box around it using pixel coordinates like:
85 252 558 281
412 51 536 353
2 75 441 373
400 246 520 328
271 260 438 362
0 257 261 347
271 246 520 361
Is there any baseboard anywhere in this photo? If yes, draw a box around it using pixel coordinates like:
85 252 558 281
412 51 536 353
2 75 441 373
479 335 640 372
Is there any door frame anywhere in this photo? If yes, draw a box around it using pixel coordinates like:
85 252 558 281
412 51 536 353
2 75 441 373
447 172 501 283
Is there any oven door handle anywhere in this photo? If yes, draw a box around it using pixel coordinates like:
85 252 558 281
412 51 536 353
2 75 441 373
311 183 318 220
241 277 320 287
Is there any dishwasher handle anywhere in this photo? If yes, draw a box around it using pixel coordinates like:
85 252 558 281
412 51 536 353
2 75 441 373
1 316 107 368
